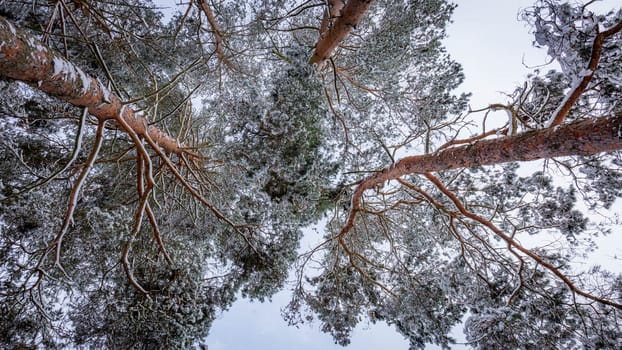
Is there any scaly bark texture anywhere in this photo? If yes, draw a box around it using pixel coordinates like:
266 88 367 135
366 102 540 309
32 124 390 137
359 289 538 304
309 0 373 64
319 0 346 35
0 16 186 155
347 113 622 221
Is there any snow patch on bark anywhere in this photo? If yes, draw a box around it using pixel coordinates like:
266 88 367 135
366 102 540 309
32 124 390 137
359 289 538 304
51 57 92 94
546 77 583 128
3 19 16 35
97 78 112 103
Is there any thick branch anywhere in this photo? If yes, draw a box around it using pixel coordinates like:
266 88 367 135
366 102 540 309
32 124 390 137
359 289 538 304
309 0 373 64
338 114 622 240
359 114 622 205
196 0 229 65
0 16 188 155
549 20 622 127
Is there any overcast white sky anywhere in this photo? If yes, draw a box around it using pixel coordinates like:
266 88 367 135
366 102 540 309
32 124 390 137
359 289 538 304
150 1 621 349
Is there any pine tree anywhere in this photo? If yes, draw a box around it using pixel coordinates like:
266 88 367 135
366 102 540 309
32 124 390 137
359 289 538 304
0 0 621 348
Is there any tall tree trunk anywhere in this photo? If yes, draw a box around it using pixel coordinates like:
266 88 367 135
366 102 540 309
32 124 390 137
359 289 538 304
197 0 229 65
309 0 373 65
0 16 187 155
351 114 622 210
319 0 346 36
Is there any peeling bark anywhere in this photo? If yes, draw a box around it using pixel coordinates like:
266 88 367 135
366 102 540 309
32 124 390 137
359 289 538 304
0 16 187 155
309 0 373 65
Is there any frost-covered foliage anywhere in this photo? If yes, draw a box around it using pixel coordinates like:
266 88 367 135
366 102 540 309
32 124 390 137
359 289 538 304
283 1 622 350
0 1 309 348
524 1 622 116
316 0 469 171
69 271 232 349
1 0 622 349
527 1 622 79
464 266 622 350
214 48 336 207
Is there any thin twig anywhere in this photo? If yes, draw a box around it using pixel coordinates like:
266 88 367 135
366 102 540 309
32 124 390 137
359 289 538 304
51 118 106 275
424 172 622 310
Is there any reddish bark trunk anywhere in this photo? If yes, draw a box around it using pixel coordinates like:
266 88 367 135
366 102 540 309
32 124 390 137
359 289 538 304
309 0 373 64
197 0 228 64
353 114 622 210
0 16 186 155
319 0 346 36
335 113 622 247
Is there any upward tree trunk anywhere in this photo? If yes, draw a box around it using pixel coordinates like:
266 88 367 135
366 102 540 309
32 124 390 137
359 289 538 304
197 0 229 65
351 114 622 211
0 16 187 155
309 0 373 65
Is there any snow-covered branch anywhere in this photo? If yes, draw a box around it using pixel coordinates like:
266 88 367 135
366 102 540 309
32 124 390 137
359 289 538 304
309 0 373 65
0 16 191 156
548 19 622 127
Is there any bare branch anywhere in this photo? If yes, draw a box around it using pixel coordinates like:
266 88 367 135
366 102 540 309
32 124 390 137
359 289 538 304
0 16 194 156
51 119 106 273
436 127 508 152
196 0 230 66
424 172 622 310
10 107 89 197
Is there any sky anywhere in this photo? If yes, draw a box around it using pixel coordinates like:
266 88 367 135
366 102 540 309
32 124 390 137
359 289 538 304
155 1 621 349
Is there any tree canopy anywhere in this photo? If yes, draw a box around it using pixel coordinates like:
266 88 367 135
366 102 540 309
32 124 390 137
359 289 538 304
0 0 621 348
